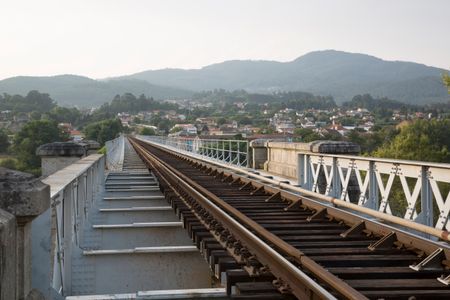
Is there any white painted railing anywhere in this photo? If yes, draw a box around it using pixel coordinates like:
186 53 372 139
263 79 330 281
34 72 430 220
142 135 450 233
139 135 250 167
42 154 105 296
298 152 450 231
105 135 125 170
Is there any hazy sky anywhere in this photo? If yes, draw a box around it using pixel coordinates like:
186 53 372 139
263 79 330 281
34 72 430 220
1 0 449 80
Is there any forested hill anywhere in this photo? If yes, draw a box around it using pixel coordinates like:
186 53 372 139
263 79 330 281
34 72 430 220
0 75 192 107
1 51 448 107
121 50 449 105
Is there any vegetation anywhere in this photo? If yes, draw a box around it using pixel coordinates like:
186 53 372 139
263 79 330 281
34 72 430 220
125 50 448 105
97 93 178 115
12 120 68 174
193 90 337 110
0 157 18 169
0 130 9 153
0 75 192 107
83 119 123 146
140 127 156 135
0 90 56 113
444 73 450 93
342 94 416 111
374 119 450 163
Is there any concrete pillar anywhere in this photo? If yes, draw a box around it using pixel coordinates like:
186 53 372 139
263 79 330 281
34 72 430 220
249 139 269 169
36 142 87 177
80 140 101 155
0 167 50 300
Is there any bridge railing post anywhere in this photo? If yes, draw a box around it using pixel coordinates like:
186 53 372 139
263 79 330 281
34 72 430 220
420 166 433 227
0 168 50 300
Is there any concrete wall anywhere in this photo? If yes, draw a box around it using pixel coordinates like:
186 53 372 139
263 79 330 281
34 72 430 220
0 209 17 300
0 167 50 300
260 140 360 180
40 157 82 177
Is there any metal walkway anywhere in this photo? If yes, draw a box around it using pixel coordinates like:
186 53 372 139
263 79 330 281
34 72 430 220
69 139 213 297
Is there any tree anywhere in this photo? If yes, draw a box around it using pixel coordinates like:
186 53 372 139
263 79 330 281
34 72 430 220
294 128 322 142
217 117 227 126
0 129 9 153
83 118 123 145
374 119 450 163
444 73 450 93
169 126 183 134
13 120 67 173
140 127 156 135
47 106 81 124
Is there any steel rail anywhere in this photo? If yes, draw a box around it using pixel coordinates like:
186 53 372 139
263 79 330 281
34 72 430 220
130 139 338 300
137 136 450 242
130 137 368 300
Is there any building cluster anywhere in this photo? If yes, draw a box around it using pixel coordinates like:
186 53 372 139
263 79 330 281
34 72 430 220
113 104 438 139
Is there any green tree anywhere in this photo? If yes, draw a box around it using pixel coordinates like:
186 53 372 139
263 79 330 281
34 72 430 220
140 127 156 135
169 126 183 134
0 158 18 170
374 119 450 162
217 117 227 126
0 129 9 153
83 118 123 145
47 106 82 124
294 128 322 142
13 120 67 174
444 73 450 93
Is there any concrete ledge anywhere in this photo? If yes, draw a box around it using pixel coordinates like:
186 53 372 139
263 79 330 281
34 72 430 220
137 288 227 299
36 142 86 157
267 140 360 154
65 288 227 300
83 246 198 255
105 187 159 192
99 207 172 212
264 161 297 180
103 196 165 201
309 140 361 154
93 222 183 229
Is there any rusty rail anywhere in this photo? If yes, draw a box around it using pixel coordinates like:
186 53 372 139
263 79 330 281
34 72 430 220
130 136 450 299
130 138 340 299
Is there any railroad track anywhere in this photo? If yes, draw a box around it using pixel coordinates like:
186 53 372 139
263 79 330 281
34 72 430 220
129 136 450 300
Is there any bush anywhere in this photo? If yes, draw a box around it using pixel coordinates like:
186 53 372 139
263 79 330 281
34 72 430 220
0 158 18 170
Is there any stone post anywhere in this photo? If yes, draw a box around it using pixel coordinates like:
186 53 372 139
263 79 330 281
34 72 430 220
0 167 50 300
80 140 101 155
36 142 87 177
249 139 269 169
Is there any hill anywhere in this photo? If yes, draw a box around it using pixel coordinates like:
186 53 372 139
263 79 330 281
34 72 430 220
121 50 449 105
0 75 192 107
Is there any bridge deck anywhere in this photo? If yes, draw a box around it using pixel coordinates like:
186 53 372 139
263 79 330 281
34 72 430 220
69 139 214 297
128 136 450 300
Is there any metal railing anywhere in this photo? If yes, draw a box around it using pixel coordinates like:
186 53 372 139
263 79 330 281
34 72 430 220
42 154 105 296
105 134 125 170
138 135 250 167
298 152 450 231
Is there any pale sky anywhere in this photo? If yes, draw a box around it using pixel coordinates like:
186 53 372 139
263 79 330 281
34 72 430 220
0 0 449 80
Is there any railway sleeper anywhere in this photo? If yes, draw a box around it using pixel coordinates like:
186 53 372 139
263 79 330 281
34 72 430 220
131 137 450 300
159 184 293 299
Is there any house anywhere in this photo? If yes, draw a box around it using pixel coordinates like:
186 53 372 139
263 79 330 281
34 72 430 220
171 124 198 136
276 122 295 134
70 130 84 142
328 120 349 136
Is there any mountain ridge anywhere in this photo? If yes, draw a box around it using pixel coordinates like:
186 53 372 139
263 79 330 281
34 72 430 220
0 50 448 106
0 75 193 107
119 50 448 104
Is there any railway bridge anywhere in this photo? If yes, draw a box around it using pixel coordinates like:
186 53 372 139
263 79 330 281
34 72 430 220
1 135 450 300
